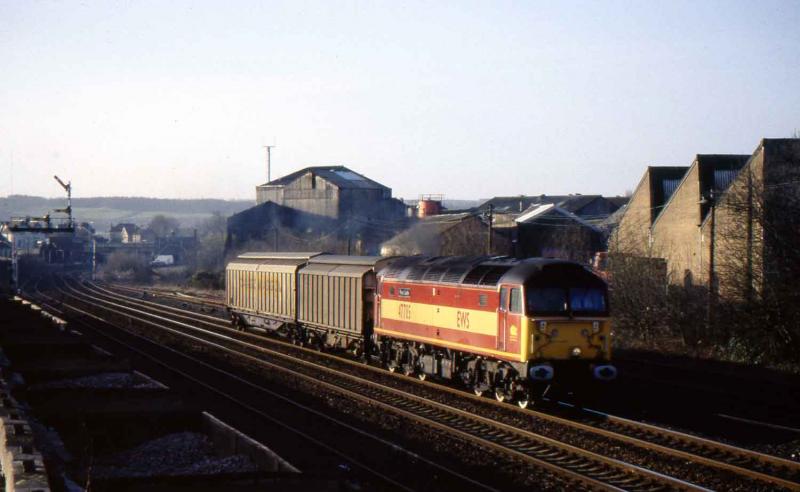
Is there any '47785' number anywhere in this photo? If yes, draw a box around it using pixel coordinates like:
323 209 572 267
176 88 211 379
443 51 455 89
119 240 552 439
398 303 412 320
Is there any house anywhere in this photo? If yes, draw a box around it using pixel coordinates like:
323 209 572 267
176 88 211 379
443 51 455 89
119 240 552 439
380 212 509 257
110 223 142 243
255 165 406 221
514 204 604 262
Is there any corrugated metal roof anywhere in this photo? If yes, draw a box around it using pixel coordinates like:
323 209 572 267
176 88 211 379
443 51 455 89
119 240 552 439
309 254 386 266
238 252 322 260
261 166 389 190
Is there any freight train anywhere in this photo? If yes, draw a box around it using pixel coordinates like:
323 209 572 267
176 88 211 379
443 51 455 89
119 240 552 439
226 252 616 408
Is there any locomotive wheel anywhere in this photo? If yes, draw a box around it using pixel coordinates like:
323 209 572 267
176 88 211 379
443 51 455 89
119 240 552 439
517 397 530 409
403 366 414 377
494 389 506 403
473 387 485 397
417 372 427 381
387 365 397 373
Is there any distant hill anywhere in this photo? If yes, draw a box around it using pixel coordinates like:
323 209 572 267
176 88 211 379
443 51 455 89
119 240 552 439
0 195 253 232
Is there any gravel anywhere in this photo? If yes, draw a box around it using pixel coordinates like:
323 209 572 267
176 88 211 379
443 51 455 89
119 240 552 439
29 372 163 390
92 432 258 478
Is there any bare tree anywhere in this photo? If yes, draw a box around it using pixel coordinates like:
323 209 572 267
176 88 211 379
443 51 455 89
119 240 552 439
148 215 180 238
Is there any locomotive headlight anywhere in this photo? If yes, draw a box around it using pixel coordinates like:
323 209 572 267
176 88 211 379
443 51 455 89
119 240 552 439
571 347 582 357
538 321 547 332
592 321 601 333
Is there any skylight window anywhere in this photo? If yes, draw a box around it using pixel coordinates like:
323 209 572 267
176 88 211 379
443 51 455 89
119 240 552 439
333 170 365 181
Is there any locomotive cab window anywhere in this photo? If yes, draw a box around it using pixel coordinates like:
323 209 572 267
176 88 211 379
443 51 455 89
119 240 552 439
527 288 568 315
389 287 395 296
478 294 487 307
509 288 522 314
398 288 411 297
569 287 606 315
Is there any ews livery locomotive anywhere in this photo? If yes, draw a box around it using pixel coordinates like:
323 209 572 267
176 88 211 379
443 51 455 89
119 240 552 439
226 253 616 407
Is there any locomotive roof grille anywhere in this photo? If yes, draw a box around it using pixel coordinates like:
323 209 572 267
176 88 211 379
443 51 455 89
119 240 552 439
423 266 447 282
441 267 469 283
382 265 405 278
462 265 493 285
406 265 429 281
479 266 512 286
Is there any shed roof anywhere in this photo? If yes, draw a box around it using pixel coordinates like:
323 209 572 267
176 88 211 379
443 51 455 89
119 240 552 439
478 194 625 217
515 203 600 231
259 166 389 190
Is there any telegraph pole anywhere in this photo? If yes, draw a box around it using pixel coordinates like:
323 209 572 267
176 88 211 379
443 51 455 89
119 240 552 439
263 145 276 183
706 189 716 336
486 204 494 255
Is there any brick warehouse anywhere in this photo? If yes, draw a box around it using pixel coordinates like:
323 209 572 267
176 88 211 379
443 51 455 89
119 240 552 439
612 138 800 299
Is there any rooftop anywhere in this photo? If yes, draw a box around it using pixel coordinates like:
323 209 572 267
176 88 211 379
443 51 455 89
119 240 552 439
258 166 390 190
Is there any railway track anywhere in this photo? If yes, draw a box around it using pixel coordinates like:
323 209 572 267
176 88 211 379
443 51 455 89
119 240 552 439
46 276 712 492
28 278 503 492
46 276 800 490
94 279 800 489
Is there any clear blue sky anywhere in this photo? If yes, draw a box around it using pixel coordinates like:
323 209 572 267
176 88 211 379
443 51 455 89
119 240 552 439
1 0 798 201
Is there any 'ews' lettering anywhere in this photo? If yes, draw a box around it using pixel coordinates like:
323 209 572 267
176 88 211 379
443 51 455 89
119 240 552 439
456 310 470 329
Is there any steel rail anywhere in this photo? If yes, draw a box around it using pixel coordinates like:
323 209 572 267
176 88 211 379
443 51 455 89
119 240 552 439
33 280 498 492
82 277 800 490
59 278 709 492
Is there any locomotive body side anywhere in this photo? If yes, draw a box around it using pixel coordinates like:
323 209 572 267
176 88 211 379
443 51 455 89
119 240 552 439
377 281 523 362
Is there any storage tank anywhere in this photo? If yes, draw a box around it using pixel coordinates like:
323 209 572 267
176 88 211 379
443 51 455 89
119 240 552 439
417 194 443 218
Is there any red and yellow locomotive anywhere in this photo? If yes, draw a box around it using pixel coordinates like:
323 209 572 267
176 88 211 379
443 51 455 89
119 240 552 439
374 256 616 407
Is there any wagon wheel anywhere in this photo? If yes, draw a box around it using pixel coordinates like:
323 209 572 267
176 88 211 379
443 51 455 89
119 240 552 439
473 386 485 397
417 371 427 381
402 365 414 377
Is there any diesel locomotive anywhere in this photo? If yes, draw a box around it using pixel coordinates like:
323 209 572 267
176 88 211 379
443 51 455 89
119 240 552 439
226 252 616 408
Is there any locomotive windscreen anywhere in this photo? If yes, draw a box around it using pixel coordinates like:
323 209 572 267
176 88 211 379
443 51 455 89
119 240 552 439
524 263 608 316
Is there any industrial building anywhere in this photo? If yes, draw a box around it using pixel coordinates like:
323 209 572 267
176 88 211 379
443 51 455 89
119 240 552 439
231 166 410 256
255 166 407 221
612 138 800 299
